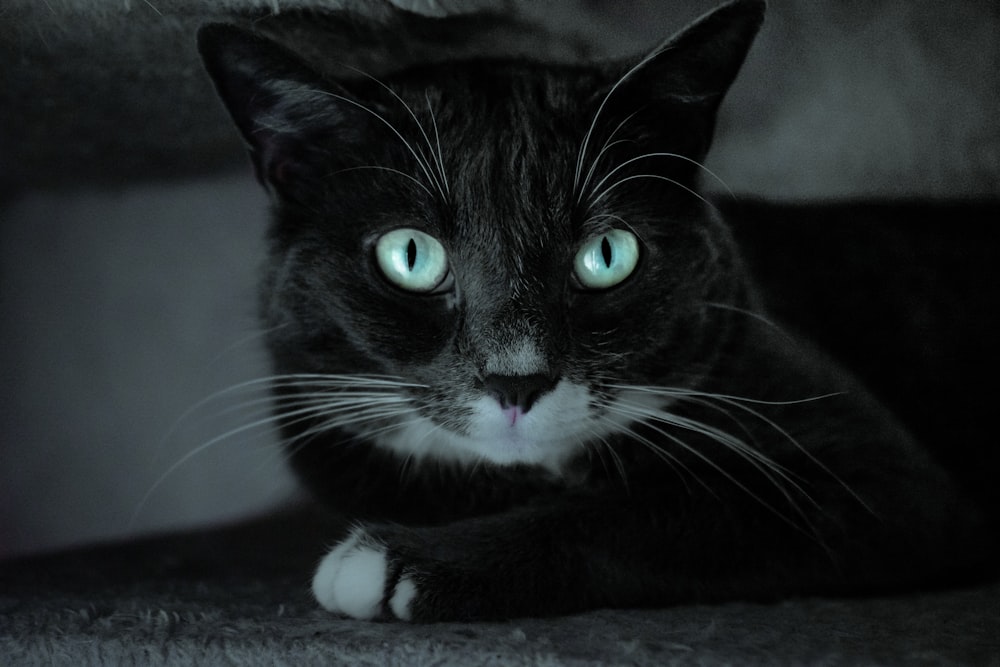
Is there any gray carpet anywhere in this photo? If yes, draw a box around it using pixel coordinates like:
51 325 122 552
2 507 998 666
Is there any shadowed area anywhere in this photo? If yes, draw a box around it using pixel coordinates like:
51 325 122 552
2 506 998 665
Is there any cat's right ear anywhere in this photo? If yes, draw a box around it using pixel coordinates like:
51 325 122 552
197 24 367 198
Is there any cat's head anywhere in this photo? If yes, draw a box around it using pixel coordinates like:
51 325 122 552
198 0 765 472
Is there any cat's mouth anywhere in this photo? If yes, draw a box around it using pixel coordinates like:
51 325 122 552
369 380 671 474
366 379 597 471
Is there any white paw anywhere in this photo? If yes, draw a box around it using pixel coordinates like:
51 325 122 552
311 527 416 621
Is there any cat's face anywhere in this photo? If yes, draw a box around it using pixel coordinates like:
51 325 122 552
198 1 763 472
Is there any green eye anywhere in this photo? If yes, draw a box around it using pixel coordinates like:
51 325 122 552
573 229 640 289
375 228 449 292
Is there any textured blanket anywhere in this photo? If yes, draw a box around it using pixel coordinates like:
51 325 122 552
3 507 998 666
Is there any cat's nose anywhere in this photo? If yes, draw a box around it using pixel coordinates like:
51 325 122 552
482 373 557 413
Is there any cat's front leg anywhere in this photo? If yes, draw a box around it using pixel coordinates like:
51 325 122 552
312 499 607 622
312 522 562 622
311 464 990 623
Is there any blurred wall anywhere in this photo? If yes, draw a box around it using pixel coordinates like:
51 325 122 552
0 176 299 558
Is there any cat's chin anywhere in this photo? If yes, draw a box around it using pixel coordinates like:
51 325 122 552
372 380 609 473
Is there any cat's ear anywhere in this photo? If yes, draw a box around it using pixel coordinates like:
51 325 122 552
638 0 764 107
197 24 370 198
601 0 765 159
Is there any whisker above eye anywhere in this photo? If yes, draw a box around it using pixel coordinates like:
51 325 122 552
327 66 450 200
586 173 715 213
315 90 444 201
425 91 450 196
588 151 736 204
576 111 640 204
574 45 671 195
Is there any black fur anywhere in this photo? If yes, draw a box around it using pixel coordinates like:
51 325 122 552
197 0 996 621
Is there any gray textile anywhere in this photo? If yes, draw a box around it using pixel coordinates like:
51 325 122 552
2 508 999 666
3 1 999 199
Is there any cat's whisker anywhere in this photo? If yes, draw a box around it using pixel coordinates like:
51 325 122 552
700 395 876 517
603 382 866 517
330 65 450 199
586 172 715 212
703 302 790 338
266 404 427 472
589 152 736 203
150 373 303 465
603 400 822 539
574 45 671 194
316 90 442 201
268 409 429 490
610 398 793 483
208 323 289 367
213 391 405 420
425 91 450 196
607 388 821 504
604 383 842 407
289 406 423 448
595 413 703 498
197 394 413 440
184 372 421 395
132 408 299 528
586 429 630 491
407 417 447 455
576 111 639 204
138 373 424 526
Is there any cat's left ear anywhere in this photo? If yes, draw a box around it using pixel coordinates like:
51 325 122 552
640 0 764 107
601 0 765 159
197 23 373 200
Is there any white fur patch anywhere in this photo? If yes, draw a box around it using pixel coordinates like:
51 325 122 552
388 573 417 621
372 380 673 473
312 527 418 621
312 529 386 619
375 379 593 471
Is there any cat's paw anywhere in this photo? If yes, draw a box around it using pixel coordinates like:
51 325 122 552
311 527 418 621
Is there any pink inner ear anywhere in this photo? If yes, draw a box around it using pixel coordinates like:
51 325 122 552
271 160 290 186
254 135 299 191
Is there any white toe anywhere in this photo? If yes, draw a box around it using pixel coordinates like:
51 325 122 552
389 573 418 621
312 528 389 620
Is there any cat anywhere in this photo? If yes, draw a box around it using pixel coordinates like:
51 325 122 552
196 0 995 622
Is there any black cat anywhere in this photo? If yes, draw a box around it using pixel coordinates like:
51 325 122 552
197 0 994 621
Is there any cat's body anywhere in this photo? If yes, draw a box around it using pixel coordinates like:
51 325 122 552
198 0 995 621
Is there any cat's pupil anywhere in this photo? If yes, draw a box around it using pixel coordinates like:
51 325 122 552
406 238 417 271
601 237 613 268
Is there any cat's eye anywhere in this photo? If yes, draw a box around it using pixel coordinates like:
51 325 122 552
375 228 450 293
573 229 640 289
